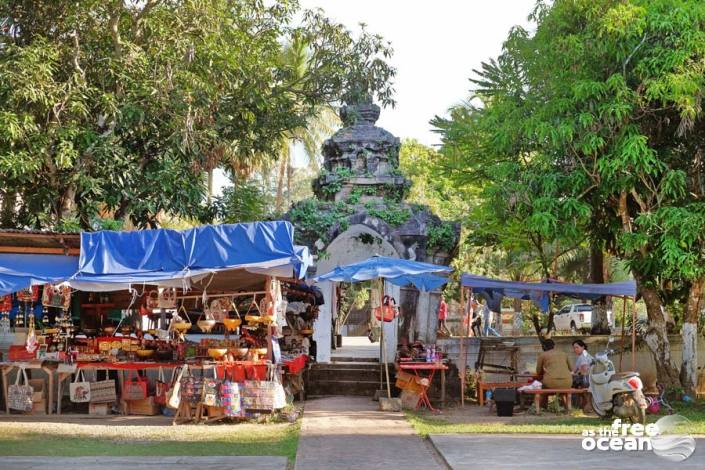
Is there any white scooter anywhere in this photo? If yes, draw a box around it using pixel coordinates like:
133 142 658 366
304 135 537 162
588 337 647 424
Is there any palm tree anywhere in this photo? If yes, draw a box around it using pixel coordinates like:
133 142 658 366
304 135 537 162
273 36 339 214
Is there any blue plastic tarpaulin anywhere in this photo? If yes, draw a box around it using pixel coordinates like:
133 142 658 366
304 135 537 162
0 253 79 296
70 221 310 291
460 273 637 312
314 256 451 291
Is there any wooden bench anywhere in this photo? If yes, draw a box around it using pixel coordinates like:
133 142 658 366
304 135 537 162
520 388 589 414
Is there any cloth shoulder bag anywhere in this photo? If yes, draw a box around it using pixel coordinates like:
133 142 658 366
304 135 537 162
70 370 91 403
90 370 117 403
154 367 169 406
373 295 398 322
122 370 148 401
202 367 220 407
8 367 34 411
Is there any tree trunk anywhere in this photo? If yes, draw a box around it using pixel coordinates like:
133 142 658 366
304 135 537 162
274 154 287 213
1 191 16 227
639 282 681 388
512 298 523 335
590 245 610 334
680 278 704 395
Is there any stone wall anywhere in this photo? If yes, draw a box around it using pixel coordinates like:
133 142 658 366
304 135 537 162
427 335 705 402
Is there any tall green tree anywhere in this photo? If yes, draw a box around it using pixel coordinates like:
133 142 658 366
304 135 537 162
435 0 705 391
0 0 395 229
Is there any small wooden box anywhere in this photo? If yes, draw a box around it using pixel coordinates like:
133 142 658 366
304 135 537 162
29 379 45 403
126 397 160 416
89 402 111 416
31 399 47 414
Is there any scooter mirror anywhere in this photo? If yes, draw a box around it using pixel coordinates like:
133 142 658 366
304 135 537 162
607 336 615 344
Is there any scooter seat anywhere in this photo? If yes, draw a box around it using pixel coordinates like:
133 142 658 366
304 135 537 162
609 371 639 382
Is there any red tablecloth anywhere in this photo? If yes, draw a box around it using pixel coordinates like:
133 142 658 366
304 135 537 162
215 361 268 381
283 355 308 375
399 362 448 371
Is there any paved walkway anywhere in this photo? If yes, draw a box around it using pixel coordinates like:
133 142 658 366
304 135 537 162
331 336 380 359
430 434 705 469
295 396 444 470
0 456 287 470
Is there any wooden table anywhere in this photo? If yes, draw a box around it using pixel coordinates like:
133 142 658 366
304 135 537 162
1 361 55 414
399 362 448 412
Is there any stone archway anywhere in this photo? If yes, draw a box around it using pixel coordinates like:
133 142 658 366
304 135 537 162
315 224 398 277
313 224 400 363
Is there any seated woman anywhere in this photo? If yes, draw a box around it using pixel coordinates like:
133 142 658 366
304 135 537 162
571 339 593 388
536 339 572 407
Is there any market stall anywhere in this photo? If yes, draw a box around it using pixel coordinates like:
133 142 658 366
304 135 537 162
0 222 315 423
457 274 638 407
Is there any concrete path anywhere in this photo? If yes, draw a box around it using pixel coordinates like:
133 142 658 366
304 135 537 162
331 336 380 359
0 456 287 470
430 434 705 469
295 396 445 470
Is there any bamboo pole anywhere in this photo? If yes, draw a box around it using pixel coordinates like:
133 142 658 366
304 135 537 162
382 279 391 399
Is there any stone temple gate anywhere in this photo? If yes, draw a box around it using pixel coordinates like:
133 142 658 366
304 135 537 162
287 100 459 362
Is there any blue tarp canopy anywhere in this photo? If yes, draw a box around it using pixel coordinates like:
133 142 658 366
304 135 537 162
314 256 451 291
0 253 79 296
70 221 310 291
460 273 637 313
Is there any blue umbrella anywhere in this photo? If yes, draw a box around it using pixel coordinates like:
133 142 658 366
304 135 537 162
314 255 451 288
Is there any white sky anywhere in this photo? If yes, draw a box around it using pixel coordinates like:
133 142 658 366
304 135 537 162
298 0 536 147
214 0 536 191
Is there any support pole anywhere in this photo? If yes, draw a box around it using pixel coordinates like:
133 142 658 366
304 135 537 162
460 287 466 407
619 296 627 370
631 296 637 371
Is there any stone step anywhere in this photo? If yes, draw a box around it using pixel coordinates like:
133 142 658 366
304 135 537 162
312 362 381 371
331 356 379 363
306 379 382 397
307 367 381 383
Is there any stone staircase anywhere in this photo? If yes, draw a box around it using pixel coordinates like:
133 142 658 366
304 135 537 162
305 356 383 397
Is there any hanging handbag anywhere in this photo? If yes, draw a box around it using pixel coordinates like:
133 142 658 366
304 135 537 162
219 379 242 417
373 295 399 322
181 375 204 404
167 366 188 409
158 288 177 309
69 370 91 403
90 370 117 404
146 290 160 310
1 294 13 312
8 368 34 412
154 367 169 406
202 368 219 407
122 370 148 401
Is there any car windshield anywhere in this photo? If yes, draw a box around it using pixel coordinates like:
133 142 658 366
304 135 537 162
577 305 592 312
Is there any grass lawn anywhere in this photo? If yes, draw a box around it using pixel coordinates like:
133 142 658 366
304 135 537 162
0 418 299 463
406 400 705 436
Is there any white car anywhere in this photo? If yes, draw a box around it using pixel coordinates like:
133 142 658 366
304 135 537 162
553 303 605 334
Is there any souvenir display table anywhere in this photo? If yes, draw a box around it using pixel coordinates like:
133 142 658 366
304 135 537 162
1 361 55 414
399 362 448 412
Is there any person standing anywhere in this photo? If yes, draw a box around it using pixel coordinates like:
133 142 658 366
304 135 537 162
437 296 450 337
481 301 500 336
